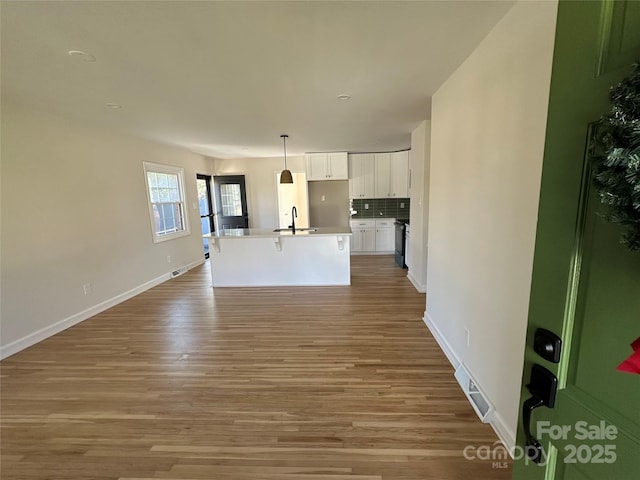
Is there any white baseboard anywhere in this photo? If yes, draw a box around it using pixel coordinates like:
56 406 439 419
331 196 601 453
422 311 515 454
176 258 205 276
490 410 517 454
407 271 425 293
423 312 461 369
0 259 205 360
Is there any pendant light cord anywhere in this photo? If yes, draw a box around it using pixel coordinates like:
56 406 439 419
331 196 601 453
281 134 288 169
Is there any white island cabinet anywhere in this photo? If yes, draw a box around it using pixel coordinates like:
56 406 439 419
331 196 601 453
207 227 351 287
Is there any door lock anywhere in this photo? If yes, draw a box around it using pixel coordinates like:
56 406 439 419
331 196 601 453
534 328 562 363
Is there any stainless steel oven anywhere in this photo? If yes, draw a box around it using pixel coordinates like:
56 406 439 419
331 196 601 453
394 221 407 268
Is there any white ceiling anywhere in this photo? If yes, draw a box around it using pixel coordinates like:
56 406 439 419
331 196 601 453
1 1 513 158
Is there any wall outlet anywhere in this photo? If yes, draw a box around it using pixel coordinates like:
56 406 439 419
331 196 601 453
83 283 92 295
400 202 405 208
465 328 471 347
167 255 171 263
364 203 369 209
321 195 326 202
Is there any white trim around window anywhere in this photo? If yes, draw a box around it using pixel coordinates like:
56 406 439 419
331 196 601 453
143 161 191 243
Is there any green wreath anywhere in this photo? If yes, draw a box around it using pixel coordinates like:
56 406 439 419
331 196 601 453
591 62 640 251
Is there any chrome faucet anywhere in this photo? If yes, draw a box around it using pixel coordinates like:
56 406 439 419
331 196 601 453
290 206 297 234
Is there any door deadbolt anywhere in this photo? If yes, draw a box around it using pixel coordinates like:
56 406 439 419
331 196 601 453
534 328 562 363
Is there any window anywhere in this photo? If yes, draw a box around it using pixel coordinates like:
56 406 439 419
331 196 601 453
220 183 243 216
143 162 190 243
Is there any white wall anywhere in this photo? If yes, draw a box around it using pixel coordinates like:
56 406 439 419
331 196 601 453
425 0 557 448
278 172 310 229
214 156 305 229
408 120 431 292
308 180 350 228
1 103 214 357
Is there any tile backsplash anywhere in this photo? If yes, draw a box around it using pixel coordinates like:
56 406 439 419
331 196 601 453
351 198 410 219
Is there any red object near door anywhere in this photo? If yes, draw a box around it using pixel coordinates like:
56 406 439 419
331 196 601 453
617 337 640 375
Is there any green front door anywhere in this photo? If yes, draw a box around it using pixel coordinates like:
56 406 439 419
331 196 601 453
513 1 640 480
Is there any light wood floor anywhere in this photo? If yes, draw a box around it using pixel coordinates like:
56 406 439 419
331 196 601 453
1 256 512 479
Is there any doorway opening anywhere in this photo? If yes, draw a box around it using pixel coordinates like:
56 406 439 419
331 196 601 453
196 174 214 258
213 175 249 231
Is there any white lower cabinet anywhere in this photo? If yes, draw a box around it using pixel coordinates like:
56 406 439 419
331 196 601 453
362 229 376 252
375 219 394 252
351 227 363 251
350 220 375 252
350 219 394 253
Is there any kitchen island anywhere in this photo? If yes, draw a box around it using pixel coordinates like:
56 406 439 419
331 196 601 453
207 227 351 287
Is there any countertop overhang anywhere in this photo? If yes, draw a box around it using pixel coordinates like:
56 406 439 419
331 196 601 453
207 227 352 238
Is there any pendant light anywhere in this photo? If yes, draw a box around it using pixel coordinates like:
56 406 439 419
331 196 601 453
279 134 293 184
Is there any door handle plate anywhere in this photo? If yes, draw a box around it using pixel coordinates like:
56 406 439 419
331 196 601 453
527 364 558 408
522 364 558 464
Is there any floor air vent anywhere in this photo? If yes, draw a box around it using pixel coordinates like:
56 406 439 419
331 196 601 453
171 267 187 278
454 364 494 423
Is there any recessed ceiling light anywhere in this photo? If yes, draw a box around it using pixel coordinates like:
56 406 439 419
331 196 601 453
337 94 351 100
67 50 96 62
105 103 122 109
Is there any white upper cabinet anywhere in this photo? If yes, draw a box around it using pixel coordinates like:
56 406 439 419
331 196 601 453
306 152 348 181
374 153 392 197
375 151 409 198
390 150 409 198
348 153 375 198
328 152 348 180
306 153 327 181
313 149 409 195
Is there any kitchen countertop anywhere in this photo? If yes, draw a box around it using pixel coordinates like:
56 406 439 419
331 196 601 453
207 227 352 238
